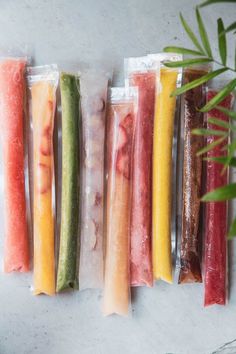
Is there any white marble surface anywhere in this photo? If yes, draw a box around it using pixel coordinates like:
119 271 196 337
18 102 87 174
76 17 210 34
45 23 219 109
0 0 236 353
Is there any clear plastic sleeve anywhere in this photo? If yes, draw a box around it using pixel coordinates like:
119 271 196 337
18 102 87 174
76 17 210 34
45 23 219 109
56 72 80 292
27 64 59 295
178 65 211 284
0 55 30 272
204 88 235 306
148 53 182 283
79 70 110 290
103 87 138 316
124 56 158 287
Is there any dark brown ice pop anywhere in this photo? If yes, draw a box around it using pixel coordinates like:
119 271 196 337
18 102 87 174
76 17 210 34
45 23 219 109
179 67 208 284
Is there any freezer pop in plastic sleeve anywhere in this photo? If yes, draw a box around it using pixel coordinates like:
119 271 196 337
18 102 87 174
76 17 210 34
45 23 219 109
204 89 234 306
179 66 210 284
125 57 157 287
56 72 80 292
0 57 29 272
28 65 58 295
79 71 109 290
149 53 182 284
103 87 137 316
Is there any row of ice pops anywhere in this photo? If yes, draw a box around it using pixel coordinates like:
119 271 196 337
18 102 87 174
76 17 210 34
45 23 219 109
0 54 234 312
0 54 176 287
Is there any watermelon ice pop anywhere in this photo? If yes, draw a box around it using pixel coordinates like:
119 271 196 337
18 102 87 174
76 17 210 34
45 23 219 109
204 90 234 306
56 72 80 292
0 58 29 272
103 87 137 316
126 58 156 287
28 65 58 295
79 72 108 290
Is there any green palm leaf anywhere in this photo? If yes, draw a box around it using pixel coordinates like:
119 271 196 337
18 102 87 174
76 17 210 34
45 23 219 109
170 68 227 96
207 117 236 131
222 139 236 172
223 21 236 34
202 183 236 201
192 128 228 136
218 18 227 66
226 140 236 153
163 46 204 56
204 156 236 167
196 136 227 155
199 0 236 7
196 8 213 58
200 78 236 112
229 217 236 238
216 106 236 120
180 13 205 53
164 58 212 68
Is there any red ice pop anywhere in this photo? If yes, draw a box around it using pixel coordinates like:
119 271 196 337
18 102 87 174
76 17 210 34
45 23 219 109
0 58 29 272
128 71 156 287
204 90 234 306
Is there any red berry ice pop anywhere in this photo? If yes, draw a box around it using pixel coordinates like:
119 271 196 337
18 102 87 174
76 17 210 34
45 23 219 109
204 90 234 306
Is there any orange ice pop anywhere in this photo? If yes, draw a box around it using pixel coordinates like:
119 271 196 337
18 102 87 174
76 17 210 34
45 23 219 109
30 69 58 295
103 88 136 316
0 58 29 272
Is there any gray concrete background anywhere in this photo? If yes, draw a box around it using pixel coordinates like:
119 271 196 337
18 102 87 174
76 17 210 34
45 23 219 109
0 0 236 353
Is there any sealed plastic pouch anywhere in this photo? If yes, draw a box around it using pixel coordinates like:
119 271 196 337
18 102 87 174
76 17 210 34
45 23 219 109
124 56 158 287
148 53 182 284
0 53 30 272
28 64 59 295
56 71 80 292
103 87 138 316
79 70 110 290
204 86 234 306
178 64 211 284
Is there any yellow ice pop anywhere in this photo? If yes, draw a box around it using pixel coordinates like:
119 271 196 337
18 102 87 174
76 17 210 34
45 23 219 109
32 79 57 295
152 67 178 283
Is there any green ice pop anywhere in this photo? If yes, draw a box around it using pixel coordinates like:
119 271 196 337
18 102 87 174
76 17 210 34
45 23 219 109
56 72 80 292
